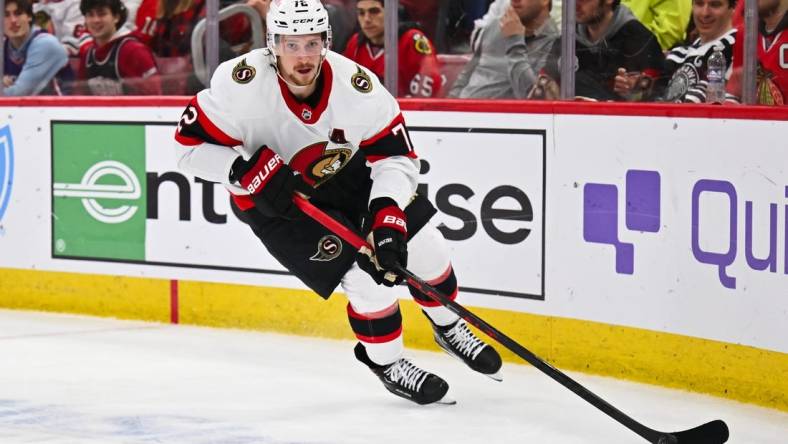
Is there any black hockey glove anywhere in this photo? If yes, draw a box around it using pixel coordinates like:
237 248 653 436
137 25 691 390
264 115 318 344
356 252 403 287
231 146 311 220
356 197 408 286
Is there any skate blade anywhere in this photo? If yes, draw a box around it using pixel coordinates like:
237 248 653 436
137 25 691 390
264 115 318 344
484 370 503 382
434 396 457 405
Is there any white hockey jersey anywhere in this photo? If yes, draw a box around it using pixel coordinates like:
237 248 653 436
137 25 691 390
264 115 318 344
174 49 420 212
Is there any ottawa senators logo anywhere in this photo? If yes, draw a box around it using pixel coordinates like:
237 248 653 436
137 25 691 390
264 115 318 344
232 58 256 84
351 66 372 93
308 148 352 183
289 142 352 186
310 235 342 261
413 33 432 55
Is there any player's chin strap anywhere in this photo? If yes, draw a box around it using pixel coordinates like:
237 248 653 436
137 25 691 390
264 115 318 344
292 194 730 444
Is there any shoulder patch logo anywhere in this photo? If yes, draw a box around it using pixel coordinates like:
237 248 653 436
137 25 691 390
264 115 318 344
351 66 373 93
413 33 432 55
232 58 256 84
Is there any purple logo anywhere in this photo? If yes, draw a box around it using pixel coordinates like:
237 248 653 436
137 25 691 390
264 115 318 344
583 170 661 274
692 181 787 289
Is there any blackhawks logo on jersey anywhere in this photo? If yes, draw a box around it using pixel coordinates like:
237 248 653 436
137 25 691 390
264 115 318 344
665 64 699 102
232 58 256 84
756 64 784 106
413 33 432 55
351 66 373 93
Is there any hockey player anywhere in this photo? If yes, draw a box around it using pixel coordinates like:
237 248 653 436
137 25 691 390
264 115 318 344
173 0 502 405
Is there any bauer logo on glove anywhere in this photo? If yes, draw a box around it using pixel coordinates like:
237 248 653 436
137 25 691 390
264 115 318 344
231 146 312 220
382 214 406 229
353 197 409 286
245 153 284 193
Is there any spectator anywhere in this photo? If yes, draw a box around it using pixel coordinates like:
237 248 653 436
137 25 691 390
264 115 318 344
135 0 243 53
135 0 251 45
472 0 563 41
134 0 158 41
449 0 558 98
399 0 440 41
726 0 786 105
621 0 692 50
3 0 72 95
650 0 736 103
136 0 205 56
78 0 162 95
537 0 664 101
400 0 491 50
343 0 442 97
32 0 91 56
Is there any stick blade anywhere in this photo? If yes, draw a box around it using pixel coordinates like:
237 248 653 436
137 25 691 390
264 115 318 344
669 419 729 444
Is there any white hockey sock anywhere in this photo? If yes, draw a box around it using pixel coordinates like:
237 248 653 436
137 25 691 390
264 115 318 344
363 334 404 366
422 305 460 328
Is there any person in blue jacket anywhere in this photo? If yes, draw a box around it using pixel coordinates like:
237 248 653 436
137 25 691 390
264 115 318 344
3 0 72 95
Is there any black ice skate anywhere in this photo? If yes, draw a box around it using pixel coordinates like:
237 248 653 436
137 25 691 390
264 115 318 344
430 318 503 381
354 343 454 405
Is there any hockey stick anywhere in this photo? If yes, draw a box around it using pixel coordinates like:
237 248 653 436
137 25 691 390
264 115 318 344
293 195 729 444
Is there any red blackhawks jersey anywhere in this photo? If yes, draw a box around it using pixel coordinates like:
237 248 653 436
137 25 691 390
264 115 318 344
174 49 420 212
728 13 788 105
343 28 442 97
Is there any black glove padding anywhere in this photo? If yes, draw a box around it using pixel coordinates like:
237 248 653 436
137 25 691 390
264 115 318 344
232 146 312 220
369 197 408 271
356 252 403 287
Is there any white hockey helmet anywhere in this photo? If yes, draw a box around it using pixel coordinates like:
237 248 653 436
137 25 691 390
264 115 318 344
266 0 332 56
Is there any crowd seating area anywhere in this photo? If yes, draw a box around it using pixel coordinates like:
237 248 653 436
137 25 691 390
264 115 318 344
3 0 784 105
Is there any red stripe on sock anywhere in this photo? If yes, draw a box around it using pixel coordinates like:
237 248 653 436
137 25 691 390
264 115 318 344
347 302 399 320
427 264 453 285
355 327 402 344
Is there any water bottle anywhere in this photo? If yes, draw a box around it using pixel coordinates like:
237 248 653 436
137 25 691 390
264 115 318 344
706 44 726 104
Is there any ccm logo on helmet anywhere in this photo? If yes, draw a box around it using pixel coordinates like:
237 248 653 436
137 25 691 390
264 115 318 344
293 18 314 23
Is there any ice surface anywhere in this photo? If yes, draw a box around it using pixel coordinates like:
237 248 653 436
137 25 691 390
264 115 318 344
1 309 786 443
